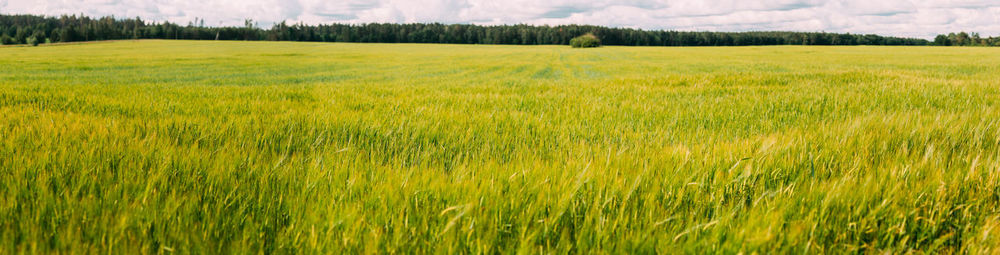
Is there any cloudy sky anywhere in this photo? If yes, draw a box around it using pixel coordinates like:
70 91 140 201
2 0 999 39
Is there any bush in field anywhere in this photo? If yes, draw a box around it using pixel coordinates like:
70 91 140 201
570 33 601 48
0 34 13 45
26 36 39 46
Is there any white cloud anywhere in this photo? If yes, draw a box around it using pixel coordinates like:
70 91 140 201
2 0 999 39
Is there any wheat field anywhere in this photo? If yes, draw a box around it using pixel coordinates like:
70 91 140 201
1 40 999 253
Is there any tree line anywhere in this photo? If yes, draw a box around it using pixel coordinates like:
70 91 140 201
1 13 988 47
934 32 1000 46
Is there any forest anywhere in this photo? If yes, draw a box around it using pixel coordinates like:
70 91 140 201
1 13 996 47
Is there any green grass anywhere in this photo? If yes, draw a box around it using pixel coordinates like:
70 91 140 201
2 40 1000 254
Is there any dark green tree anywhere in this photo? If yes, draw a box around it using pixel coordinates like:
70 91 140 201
0 34 13 45
934 35 950 46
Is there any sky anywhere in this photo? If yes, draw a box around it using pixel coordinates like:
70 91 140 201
2 0 999 39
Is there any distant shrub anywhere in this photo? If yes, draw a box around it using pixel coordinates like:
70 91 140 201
0 34 13 45
26 36 39 46
570 33 601 48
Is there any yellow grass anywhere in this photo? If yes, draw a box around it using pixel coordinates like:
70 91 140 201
1 40 999 253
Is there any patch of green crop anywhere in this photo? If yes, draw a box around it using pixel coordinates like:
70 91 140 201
1 40 999 254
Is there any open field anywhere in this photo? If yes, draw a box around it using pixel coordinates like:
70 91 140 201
2 40 1000 253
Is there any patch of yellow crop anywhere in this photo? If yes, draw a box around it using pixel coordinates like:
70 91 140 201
2 40 999 253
